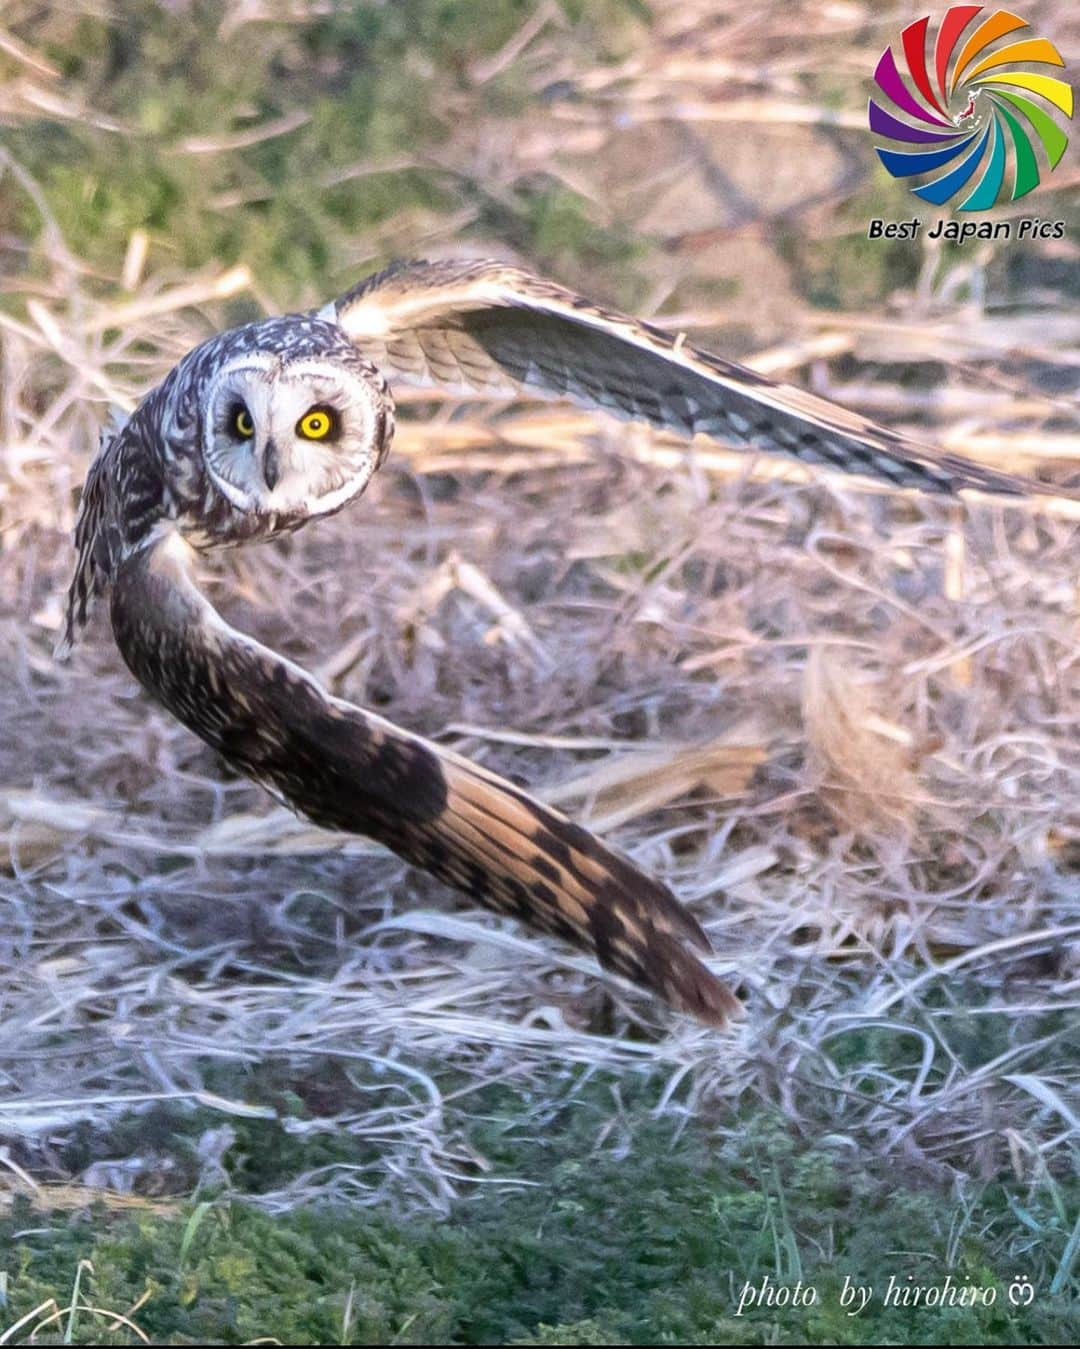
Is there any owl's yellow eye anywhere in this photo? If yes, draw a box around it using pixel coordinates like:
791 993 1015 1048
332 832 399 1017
233 405 254 438
297 407 336 441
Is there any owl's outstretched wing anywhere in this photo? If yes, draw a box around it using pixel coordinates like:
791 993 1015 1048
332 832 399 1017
58 407 154 658
326 258 1065 500
109 530 741 1026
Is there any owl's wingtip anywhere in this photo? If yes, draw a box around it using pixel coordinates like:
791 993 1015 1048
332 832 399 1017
672 966 745 1028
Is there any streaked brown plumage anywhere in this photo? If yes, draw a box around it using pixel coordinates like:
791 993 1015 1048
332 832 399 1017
110 531 739 1023
62 259 1073 1027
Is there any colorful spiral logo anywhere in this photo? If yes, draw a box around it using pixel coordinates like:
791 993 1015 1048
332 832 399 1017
869 7 1073 210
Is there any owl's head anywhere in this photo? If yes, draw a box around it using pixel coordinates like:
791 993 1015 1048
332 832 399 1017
200 345 392 522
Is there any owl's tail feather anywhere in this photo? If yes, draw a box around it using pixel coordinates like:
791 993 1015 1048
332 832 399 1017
108 531 741 1026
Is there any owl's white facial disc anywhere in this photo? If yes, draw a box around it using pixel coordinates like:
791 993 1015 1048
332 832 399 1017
202 354 386 519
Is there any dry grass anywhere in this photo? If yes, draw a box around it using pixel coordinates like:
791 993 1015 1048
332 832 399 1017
1 0 1077 1219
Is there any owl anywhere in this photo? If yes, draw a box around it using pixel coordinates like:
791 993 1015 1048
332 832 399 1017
59 259 1065 1027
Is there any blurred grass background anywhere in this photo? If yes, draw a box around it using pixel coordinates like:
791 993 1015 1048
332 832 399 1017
1 0 1078 1343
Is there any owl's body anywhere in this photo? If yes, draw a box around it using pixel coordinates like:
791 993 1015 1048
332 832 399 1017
66 315 392 639
62 258 1070 1026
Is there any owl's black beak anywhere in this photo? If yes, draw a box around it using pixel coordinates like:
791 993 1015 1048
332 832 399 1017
263 440 280 491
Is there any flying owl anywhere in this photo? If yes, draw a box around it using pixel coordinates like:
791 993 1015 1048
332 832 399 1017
59 259 1066 1026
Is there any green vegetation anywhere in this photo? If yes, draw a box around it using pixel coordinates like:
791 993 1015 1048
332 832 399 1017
2 0 956 323
3 1087 1076 1344
1 0 646 307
